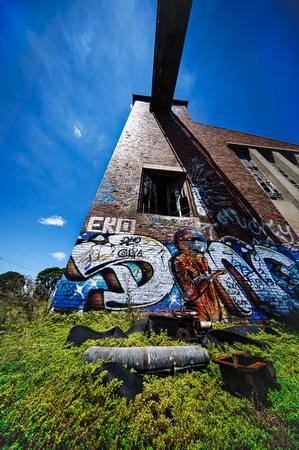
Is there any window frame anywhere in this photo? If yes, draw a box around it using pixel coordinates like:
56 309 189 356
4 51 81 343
138 166 194 217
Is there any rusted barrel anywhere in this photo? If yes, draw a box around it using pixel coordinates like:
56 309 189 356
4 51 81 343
83 346 210 373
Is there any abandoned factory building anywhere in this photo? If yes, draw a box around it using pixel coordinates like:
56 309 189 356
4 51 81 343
52 0 299 324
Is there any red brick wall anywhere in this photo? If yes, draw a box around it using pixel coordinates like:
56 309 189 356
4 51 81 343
52 99 299 323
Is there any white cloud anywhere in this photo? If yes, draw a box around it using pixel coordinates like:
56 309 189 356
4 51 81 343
39 215 67 226
177 66 196 96
51 252 67 261
74 125 82 138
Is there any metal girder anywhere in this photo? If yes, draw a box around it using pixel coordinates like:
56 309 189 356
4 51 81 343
150 0 193 113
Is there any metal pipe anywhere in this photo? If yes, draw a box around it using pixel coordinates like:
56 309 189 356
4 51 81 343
83 345 210 373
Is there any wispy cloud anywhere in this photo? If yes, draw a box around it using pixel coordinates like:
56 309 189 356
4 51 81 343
39 215 67 226
51 251 66 261
74 125 82 138
177 66 196 96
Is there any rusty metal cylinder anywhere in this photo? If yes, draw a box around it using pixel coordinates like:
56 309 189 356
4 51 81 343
83 346 210 373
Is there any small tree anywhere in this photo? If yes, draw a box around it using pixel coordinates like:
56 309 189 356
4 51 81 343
0 271 26 324
17 277 37 321
36 267 64 299
0 271 25 300
0 272 42 323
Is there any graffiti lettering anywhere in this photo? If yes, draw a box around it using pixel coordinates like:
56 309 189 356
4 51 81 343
190 161 230 207
118 249 143 258
216 208 272 239
119 236 142 245
191 185 208 216
52 234 173 311
52 226 299 320
87 216 136 234
208 241 299 317
60 282 77 298
268 221 299 251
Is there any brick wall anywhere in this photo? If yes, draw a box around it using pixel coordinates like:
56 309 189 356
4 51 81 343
52 99 299 323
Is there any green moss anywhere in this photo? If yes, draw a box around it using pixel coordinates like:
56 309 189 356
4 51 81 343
0 311 298 449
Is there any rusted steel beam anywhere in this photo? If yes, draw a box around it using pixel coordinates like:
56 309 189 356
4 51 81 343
150 0 193 113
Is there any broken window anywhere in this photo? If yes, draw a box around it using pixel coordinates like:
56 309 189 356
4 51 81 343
139 170 192 216
235 150 284 200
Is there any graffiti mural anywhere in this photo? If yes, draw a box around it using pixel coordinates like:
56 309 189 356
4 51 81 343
169 228 299 320
206 240 299 318
52 224 299 321
52 232 173 311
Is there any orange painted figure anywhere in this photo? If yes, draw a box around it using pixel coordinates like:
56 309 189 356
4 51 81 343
171 228 226 321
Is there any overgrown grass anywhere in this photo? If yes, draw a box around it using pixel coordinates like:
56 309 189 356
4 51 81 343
0 310 298 449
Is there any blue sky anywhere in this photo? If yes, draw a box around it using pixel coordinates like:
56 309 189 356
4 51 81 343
1 0 299 279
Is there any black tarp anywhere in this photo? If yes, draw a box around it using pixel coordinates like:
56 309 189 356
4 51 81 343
66 319 152 347
202 325 279 350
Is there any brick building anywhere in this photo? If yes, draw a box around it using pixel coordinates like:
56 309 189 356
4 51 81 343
52 0 299 323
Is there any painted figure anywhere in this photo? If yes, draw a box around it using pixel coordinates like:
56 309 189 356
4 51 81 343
170 228 226 320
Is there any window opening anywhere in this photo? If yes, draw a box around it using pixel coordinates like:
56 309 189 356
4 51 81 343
139 170 191 216
142 173 157 214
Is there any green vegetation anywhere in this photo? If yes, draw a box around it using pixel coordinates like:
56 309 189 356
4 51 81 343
35 267 64 294
0 268 64 325
0 297 298 449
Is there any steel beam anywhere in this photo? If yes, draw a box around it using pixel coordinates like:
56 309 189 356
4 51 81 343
150 0 193 113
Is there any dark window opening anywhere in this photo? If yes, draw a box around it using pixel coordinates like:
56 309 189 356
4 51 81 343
139 170 192 216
